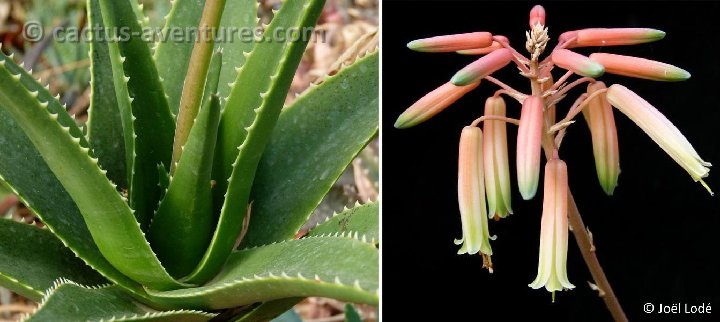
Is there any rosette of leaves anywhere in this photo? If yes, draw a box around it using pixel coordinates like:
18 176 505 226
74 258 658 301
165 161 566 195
0 0 378 320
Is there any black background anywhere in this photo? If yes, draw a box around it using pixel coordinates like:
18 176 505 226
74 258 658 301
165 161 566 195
382 1 720 321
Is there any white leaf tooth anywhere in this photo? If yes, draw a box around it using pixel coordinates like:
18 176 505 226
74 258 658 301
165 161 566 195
314 274 321 281
334 276 342 285
354 280 362 289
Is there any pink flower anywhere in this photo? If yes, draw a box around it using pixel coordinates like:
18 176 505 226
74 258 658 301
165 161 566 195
394 81 480 128
451 48 514 85
516 96 544 200
551 49 604 78
407 32 494 53
605 85 712 194
483 96 513 219
564 28 665 48
529 5 546 27
583 82 620 195
456 126 494 257
529 155 575 294
589 53 690 82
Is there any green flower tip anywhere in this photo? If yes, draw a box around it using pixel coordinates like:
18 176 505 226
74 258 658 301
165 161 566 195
406 39 424 51
451 71 475 86
394 114 415 129
585 62 605 78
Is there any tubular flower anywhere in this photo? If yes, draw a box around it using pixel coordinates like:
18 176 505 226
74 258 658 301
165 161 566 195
407 32 494 53
605 84 713 194
483 96 513 219
529 155 575 295
589 53 690 82
565 28 666 48
455 126 494 260
394 81 481 128
551 49 604 78
583 82 620 195
457 41 504 55
451 48 514 85
517 96 544 200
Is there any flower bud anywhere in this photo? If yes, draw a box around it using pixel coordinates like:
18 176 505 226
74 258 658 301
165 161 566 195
529 5 546 27
566 28 665 48
517 96 544 200
583 82 620 195
395 81 481 128
407 32 493 53
483 96 513 219
589 53 690 82
451 48 514 86
551 49 604 78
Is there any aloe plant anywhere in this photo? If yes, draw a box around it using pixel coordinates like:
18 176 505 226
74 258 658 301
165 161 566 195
0 0 379 320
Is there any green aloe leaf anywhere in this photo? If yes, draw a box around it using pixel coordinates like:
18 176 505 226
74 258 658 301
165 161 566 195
148 237 379 310
307 201 379 245
242 51 379 248
0 219 106 301
0 54 182 291
149 96 221 278
215 0 258 104
201 50 223 111
153 0 207 115
86 0 128 189
26 282 216 322
87 0 135 192
97 0 176 230
345 304 362 322
188 0 326 284
0 60 145 297
212 0 325 201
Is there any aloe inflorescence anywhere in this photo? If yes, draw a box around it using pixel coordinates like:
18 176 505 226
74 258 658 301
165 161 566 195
395 4 710 316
